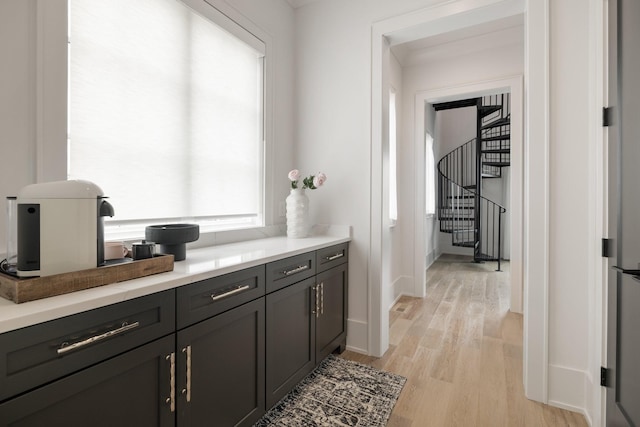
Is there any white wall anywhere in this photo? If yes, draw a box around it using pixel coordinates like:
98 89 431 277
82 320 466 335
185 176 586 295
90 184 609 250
0 1 38 252
547 0 592 415
293 0 445 353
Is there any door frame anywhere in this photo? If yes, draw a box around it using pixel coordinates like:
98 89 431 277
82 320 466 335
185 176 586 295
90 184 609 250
412 76 524 313
369 0 548 401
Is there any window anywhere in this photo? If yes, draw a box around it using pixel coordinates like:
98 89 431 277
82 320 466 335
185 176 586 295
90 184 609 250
425 132 436 215
389 90 398 225
68 0 265 235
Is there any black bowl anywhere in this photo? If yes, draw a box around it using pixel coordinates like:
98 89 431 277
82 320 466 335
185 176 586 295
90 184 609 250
145 224 199 261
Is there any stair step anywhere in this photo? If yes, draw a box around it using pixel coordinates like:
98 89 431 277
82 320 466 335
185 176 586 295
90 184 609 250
447 195 474 199
481 118 510 130
463 185 476 190
482 148 511 154
483 161 511 167
440 227 474 233
482 173 500 178
453 241 475 248
482 134 511 142
475 253 499 261
452 228 475 233
442 206 475 210
478 105 502 118
439 217 474 221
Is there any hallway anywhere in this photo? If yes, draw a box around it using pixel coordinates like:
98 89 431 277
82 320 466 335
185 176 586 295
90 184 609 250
341 254 588 426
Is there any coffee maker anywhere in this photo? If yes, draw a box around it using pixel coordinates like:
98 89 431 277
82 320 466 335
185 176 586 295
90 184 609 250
16 180 114 277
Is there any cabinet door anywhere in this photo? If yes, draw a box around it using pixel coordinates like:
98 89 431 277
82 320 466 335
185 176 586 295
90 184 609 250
315 263 348 363
265 277 316 408
0 335 175 427
177 298 265 427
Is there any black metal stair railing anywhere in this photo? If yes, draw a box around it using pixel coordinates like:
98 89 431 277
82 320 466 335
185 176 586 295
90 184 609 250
480 94 511 177
437 137 506 269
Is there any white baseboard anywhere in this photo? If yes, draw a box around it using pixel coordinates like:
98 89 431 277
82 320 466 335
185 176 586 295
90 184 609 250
346 318 368 354
548 364 587 415
345 344 369 354
388 275 414 309
390 290 404 309
426 249 438 270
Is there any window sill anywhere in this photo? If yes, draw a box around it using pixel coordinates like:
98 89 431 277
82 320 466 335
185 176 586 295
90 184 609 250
105 222 281 247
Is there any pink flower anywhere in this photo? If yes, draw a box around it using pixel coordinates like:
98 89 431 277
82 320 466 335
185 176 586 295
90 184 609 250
289 169 327 190
313 172 327 188
288 169 301 181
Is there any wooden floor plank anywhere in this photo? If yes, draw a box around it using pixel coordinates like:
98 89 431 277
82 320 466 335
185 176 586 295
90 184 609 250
339 256 588 427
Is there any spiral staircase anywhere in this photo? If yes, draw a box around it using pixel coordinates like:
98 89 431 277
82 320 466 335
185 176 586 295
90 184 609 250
435 94 510 270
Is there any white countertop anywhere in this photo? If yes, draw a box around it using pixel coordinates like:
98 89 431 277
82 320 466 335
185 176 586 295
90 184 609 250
0 231 351 334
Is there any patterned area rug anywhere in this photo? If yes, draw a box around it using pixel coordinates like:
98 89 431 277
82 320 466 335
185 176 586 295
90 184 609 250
254 355 406 427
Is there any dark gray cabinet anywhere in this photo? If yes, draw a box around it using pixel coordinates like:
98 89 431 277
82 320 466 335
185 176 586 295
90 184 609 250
177 297 265 427
0 290 176 403
265 243 348 408
0 241 348 427
265 276 316 407
315 262 348 362
0 330 176 427
0 290 176 427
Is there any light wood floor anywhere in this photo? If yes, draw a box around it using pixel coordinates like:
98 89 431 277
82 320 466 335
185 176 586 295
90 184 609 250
340 254 588 427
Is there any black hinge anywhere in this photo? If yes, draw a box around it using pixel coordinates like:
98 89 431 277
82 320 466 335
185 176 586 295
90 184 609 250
603 107 612 127
601 366 609 387
602 238 612 257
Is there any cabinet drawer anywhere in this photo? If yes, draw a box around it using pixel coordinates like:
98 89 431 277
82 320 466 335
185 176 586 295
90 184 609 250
316 243 349 273
266 252 316 293
0 290 175 402
177 265 265 329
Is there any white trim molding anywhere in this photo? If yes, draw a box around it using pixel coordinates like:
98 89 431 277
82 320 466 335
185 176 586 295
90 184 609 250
523 0 550 403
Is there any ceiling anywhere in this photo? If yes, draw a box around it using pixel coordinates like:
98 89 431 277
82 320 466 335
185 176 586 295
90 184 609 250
283 2 524 66
285 0 323 8
391 14 524 66
398 14 523 51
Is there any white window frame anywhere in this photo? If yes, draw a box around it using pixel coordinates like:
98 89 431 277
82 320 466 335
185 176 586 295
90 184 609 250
36 0 274 240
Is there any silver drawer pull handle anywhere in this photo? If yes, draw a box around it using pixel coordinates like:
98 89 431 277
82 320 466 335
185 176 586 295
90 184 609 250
283 264 309 276
168 352 176 412
210 284 251 301
57 321 140 355
326 253 344 261
183 345 192 402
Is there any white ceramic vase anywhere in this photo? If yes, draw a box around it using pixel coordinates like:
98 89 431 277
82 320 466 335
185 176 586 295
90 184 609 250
286 188 309 238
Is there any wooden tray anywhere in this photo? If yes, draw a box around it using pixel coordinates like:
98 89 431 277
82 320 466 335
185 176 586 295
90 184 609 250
0 255 174 304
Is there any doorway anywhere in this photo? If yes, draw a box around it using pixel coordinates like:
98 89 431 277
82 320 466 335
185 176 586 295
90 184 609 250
412 79 523 312
369 0 549 404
